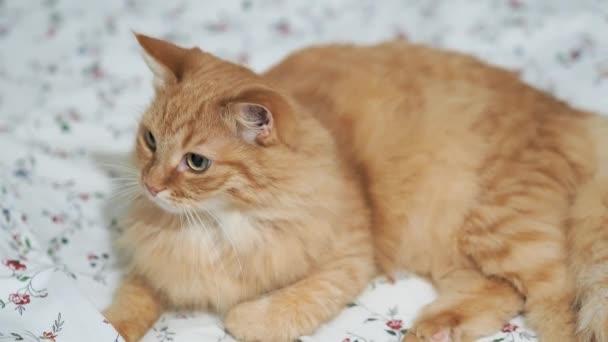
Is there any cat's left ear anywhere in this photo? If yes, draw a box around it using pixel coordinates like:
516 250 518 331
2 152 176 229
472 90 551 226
134 33 195 88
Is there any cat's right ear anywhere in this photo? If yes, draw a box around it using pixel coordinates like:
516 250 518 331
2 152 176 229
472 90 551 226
134 33 192 88
227 87 299 148
230 102 276 145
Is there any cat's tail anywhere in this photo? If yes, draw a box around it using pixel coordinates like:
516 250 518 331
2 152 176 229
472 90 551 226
568 178 608 342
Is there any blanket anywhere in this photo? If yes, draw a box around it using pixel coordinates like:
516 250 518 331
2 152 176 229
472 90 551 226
1 0 607 341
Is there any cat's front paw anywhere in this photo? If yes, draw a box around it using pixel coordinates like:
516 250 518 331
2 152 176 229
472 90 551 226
224 297 300 342
103 308 147 342
404 311 459 342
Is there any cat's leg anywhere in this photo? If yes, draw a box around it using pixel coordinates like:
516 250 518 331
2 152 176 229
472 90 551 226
223 253 375 342
103 274 163 342
460 205 577 342
568 178 608 342
404 269 523 342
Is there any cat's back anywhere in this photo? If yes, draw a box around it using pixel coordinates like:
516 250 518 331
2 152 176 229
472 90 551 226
265 42 596 277
265 41 514 86
264 41 525 167
265 41 592 168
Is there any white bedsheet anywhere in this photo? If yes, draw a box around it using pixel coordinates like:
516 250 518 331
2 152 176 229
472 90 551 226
1 0 607 341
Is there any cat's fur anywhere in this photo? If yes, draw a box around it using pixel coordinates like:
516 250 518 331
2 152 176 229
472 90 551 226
104 34 608 342
102 34 375 342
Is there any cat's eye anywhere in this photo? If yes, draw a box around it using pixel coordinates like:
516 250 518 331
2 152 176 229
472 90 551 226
144 130 156 151
185 153 211 172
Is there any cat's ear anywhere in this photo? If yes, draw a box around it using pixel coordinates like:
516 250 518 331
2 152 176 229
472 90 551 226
230 102 275 145
227 87 298 147
134 33 192 88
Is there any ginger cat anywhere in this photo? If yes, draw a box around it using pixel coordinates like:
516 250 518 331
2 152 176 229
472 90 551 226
102 34 375 342
104 34 608 342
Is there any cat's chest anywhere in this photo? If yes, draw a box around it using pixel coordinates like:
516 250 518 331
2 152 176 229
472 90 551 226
135 209 266 311
152 209 258 273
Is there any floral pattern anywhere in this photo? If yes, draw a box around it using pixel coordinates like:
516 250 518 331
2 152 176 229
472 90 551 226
0 312 63 342
1 0 607 341
1 260 50 315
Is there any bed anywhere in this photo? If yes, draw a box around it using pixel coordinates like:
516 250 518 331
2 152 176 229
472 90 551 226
1 0 607 341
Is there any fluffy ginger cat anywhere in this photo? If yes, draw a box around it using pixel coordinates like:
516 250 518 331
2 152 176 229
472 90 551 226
104 34 608 342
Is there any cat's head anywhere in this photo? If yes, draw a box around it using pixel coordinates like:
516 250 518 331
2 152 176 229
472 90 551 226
131 34 298 213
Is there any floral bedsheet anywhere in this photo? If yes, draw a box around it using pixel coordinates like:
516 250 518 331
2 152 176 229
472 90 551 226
1 0 607 341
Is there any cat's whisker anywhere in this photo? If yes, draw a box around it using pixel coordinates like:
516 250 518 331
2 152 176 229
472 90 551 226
202 209 244 278
100 166 137 173
108 180 140 187
126 189 143 202
107 176 139 183
109 186 138 196
110 185 140 192
108 169 139 176
192 209 229 278
105 171 139 178
108 181 141 188
108 193 136 202
96 161 135 168
108 176 139 181
109 186 141 200
198 208 244 303
112 179 141 188
108 182 139 187
97 162 139 175
110 189 141 199
185 208 221 313
177 209 184 231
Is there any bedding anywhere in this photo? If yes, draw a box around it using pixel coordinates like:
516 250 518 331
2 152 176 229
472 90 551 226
1 0 607 341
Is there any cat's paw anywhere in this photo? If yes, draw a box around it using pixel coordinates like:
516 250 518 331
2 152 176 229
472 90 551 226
103 309 146 342
403 327 452 342
404 311 461 342
224 297 300 342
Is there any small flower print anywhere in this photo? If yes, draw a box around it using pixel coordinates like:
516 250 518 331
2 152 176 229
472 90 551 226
0 313 64 341
3 259 26 271
9 293 30 305
275 20 291 35
502 323 518 333
41 331 58 341
386 319 403 330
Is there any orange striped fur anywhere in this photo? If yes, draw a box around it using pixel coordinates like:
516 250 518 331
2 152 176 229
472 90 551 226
104 35 608 342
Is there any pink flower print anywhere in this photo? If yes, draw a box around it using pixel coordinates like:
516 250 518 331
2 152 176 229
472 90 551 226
3 259 26 271
502 323 518 333
46 26 57 38
9 293 31 305
386 319 403 330
509 0 523 9
41 331 58 342
275 20 291 35
394 29 408 41
88 62 105 79
207 20 228 32
341 338 351 342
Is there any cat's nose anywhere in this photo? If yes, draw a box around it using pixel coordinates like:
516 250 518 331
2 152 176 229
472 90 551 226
144 182 165 196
